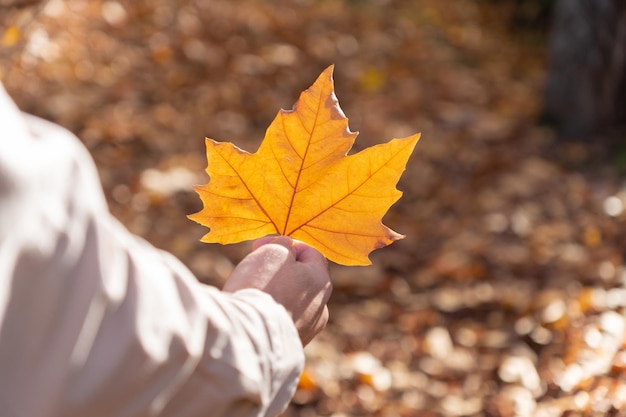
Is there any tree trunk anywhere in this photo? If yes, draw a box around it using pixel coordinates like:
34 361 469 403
543 0 626 138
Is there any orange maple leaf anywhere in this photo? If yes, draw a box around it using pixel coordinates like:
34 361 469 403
188 66 420 266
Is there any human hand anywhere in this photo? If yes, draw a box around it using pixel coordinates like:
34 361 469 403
223 236 332 346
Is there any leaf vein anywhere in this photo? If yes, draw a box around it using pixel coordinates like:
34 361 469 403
286 142 411 235
214 146 279 233
282 79 325 234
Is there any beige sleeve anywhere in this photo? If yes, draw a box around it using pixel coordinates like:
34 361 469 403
0 86 304 417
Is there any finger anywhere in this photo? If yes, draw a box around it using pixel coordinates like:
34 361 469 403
319 306 329 330
313 305 329 330
302 306 330 346
251 235 281 250
322 280 333 304
293 240 327 266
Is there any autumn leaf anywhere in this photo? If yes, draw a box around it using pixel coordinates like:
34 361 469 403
2 27 20 47
188 66 420 266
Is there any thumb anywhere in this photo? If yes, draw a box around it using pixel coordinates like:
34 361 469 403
252 235 296 256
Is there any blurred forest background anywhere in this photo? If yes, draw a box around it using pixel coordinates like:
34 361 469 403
2 0 626 416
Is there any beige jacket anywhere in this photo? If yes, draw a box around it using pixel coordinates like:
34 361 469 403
0 86 304 417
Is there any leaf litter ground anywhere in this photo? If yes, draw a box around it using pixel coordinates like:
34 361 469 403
5 0 626 415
